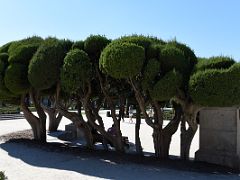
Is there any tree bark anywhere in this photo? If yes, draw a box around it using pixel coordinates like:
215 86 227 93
179 102 200 160
57 104 94 149
21 94 46 142
43 107 62 132
135 105 143 154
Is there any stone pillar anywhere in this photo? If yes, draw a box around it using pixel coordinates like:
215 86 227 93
195 107 240 169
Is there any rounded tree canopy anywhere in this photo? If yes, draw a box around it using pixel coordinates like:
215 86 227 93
112 35 165 60
167 40 197 71
0 53 9 73
194 56 235 72
160 45 188 75
100 42 145 79
8 36 43 65
72 40 85 50
61 49 92 94
84 35 111 61
4 63 30 95
150 70 182 101
141 58 161 91
0 42 14 53
28 38 67 90
189 63 240 107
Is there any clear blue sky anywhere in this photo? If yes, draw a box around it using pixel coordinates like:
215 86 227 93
0 0 239 60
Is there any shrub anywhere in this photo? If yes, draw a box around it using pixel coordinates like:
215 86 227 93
61 49 92 94
189 63 240 107
84 35 111 61
28 38 67 90
150 70 182 101
100 42 145 79
4 64 30 95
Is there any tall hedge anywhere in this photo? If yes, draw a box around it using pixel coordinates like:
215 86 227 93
189 63 240 107
100 42 145 79
194 56 235 72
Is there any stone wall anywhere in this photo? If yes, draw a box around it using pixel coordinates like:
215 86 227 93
195 107 240 169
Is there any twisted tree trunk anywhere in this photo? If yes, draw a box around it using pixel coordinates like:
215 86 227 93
44 107 62 132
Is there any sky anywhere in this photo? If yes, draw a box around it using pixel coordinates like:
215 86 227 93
0 0 239 60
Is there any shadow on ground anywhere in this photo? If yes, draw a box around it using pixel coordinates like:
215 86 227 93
0 139 239 180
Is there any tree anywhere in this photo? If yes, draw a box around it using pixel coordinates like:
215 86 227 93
175 56 236 160
28 38 72 132
100 35 183 158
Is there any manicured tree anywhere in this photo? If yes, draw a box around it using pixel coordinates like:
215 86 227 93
100 36 186 158
83 35 130 151
3 37 47 141
0 53 17 101
60 49 96 148
175 56 236 160
28 38 72 132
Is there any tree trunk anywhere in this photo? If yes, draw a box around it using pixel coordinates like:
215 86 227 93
180 103 199 160
20 94 46 142
96 68 124 152
57 105 94 149
135 105 143 154
44 107 62 132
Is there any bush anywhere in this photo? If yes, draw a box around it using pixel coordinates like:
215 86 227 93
100 42 145 79
160 45 188 74
189 63 240 107
28 38 67 90
4 64 30 95
194 56 235 72
150 70 182 101
61 49 92 94
84 35 111 61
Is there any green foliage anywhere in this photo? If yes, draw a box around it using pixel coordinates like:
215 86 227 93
0 53 9 73
167 40 197 71
8 36 43 65
0 42 13 53
141 58 161 91
100 42 145 79
84 35 111 60
160 45 188 74
61 49 92 94
72 40 84 50
189 63 240 107
4 64 30 95
194 56 235 72
28 38 67 90
151 70 182 101
0 171 7 180
112 35 165 60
